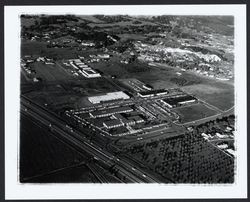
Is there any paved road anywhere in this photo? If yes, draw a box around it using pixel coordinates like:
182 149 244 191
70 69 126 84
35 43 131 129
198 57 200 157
21 96 161 183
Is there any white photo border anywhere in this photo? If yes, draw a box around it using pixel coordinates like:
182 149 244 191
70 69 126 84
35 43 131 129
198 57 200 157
4 4 247 199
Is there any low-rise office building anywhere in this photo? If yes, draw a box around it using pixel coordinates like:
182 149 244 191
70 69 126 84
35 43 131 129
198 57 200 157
103 119 124 129
89 106 133 118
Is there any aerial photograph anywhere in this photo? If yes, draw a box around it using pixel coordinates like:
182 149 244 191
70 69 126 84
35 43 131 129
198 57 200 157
20 14 235 183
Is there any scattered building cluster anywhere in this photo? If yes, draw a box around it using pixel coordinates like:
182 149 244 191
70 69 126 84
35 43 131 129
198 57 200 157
200 117 235 157
68 59 101 78
134 41 233 80
21 56 35 75
37 56 55 65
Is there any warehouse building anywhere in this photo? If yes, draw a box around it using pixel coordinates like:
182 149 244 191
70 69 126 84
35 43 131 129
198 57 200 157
162 95 197 108
88 91 130 104
138 89 168 98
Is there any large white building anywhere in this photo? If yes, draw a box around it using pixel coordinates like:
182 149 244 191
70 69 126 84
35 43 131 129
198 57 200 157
88 91 130 104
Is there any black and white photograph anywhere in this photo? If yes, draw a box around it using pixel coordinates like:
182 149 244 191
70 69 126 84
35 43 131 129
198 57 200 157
3 4 247 200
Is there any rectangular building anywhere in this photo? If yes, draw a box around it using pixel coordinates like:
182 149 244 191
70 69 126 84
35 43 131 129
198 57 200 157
89 106 133 118
103 119 124 129
88 91 130 104
113 113 144 125
162 95 197 108
80 68 101 78
128 116 145 124
138 89 168 98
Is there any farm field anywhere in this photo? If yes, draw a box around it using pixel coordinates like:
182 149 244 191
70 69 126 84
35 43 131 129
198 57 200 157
19 114 88 181
173 103 219 124
32 62 73 82
21 40 97 59
26 164 99 183
124 133 234 183
21 40 48 56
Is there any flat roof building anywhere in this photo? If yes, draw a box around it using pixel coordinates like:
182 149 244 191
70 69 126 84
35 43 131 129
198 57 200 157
128 116 145 123
138 89 168 97
89 106 133 118
103 119 124 129
113 113 144 125
80 68 101 78
69 59 101 78
162 95 197 108
88 91 130 104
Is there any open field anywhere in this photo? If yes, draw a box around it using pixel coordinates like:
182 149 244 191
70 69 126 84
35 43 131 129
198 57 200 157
182 83 234 111
20 114 88 181
21 40 97 59
62 78 119 96
173 103 219 124
25 77 119 111
92 59 234 111
91 60 178 89
21 41 48 56
147 63 234 111
32 62 73 82
118 34 146 41
26 164 99 183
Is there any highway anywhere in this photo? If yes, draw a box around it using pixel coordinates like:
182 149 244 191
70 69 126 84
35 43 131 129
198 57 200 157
21 96 161 183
